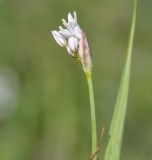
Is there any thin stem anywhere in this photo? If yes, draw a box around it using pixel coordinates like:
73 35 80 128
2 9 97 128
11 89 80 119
86 71 97 160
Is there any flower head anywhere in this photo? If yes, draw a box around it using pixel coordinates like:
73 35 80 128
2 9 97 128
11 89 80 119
51 11 92 73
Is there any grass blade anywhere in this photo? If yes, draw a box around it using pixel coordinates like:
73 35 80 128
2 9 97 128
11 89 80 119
104 0 138 160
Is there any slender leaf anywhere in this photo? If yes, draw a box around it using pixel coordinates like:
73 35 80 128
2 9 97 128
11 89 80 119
104 0 138 160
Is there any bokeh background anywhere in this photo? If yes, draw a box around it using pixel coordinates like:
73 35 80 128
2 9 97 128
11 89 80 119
0 0 152 160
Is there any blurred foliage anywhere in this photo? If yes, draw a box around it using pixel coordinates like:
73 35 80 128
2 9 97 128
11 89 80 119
0 0 152 160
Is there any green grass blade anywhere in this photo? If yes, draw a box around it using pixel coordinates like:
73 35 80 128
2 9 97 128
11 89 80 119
104 0 138 160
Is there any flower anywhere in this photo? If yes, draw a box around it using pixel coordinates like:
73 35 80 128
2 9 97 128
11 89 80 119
51 11 92 73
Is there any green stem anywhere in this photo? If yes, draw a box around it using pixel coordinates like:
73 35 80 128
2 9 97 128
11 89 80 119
86 71 97 160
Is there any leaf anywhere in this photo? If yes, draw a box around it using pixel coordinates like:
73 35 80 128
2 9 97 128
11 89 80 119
104 0 138 160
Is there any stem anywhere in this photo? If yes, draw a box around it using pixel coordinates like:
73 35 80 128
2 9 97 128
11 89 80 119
86 71 97 160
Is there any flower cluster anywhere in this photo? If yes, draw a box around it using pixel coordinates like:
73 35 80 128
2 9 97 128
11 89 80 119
51 11 92 73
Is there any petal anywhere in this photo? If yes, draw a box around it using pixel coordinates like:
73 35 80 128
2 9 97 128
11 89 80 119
68 37 78 53
74 26 82 39
52 30 62 37
65 24 75 35
59 29 72 37
73 11 77 24
68 12 74 23
66 46 72 55
51 30 67 47
62 19 68 28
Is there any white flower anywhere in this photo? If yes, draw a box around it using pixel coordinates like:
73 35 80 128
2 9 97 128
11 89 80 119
51 11 92 72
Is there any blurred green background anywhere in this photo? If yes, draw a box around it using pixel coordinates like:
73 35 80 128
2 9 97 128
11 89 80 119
0 0 152 160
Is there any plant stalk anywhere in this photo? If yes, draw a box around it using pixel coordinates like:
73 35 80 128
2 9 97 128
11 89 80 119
86 71 97 160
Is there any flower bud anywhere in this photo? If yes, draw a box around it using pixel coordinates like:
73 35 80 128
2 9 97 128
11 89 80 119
51 31 67 47
68 37 78 54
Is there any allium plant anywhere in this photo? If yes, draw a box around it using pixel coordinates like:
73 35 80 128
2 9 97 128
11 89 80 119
51 0 138 159
51 11 97 160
